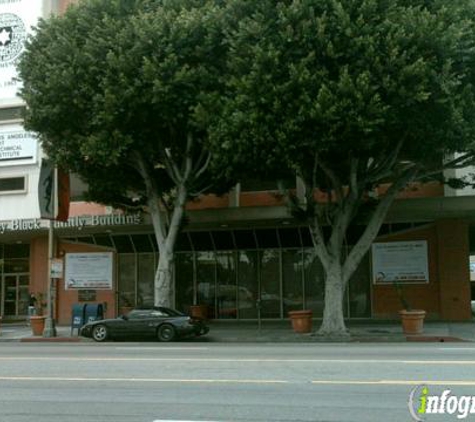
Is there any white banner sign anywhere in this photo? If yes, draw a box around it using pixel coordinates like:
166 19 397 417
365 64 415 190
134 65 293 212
65 252 113 290
470 255 475 282
372 241 429 284
0 125 37 165
0 0 45 106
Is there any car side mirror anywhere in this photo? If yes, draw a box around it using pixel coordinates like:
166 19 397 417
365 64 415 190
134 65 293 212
120 314 128 321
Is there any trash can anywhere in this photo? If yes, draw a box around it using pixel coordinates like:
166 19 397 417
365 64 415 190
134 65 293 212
84 303 104 324
71 303 87 336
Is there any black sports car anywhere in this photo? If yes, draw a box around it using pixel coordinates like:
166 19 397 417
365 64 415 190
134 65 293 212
80 306 209 342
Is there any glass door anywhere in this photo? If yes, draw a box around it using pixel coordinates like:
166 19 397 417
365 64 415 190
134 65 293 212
2 274 29 317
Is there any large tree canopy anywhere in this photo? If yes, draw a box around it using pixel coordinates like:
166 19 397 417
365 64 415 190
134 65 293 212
19 0 234 307
211 0 475 335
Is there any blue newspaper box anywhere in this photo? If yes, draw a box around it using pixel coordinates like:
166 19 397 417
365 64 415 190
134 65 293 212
84 303 104 324
71 303 86 335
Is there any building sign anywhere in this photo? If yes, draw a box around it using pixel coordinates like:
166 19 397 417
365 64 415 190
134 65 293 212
372 241 429 284
0 213 142 234
50 258 63 279
0 125 37 166
38 158 70 221
78 290 97 302
0 0 45 106
470 256 475 282
65 252 113 290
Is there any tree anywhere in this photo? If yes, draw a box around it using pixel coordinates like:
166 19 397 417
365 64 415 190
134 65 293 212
19 0 234 307
211 0 475 336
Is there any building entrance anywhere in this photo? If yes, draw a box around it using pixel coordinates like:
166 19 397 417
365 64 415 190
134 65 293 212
2 273 29 317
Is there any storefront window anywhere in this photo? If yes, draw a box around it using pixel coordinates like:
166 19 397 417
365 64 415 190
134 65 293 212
3 259 29 273
118 254 136 309
175 252 194 313
303 249 325 317
18 276 29 315
237 250 258 318
348 253 371 317
259 249 281 318
196 251 216 317
282 249 304 314
137 254 155 307
216 251 237 319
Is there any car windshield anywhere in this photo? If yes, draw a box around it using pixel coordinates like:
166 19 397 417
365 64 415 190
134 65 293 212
158 307 185 317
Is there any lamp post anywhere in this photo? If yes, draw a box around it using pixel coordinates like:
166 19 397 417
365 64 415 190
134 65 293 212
43 167 57 338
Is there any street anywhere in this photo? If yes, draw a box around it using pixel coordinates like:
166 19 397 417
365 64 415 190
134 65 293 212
0 341 474 422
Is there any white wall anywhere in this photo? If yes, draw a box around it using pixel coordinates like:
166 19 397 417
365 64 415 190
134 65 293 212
444 165 475 197
0 162 41 220
0 1 56 221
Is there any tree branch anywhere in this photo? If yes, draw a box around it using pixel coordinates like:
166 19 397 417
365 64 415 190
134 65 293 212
183 132 194 182
194 151 211 181
365 137 405 182
342 166 418 283
319 157 344 203
131 150 168 244
162 147 183 185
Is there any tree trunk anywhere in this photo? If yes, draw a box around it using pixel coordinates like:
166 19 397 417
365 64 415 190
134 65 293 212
154 250 174 307
152 185 187 308
318 263 349 337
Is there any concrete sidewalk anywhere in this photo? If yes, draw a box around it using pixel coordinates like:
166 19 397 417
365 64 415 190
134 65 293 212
0 320 473 343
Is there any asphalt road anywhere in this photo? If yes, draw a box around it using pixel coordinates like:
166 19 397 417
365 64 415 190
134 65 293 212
0 342 474 422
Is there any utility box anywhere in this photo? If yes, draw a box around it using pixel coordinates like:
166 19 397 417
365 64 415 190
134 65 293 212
84 303 104 324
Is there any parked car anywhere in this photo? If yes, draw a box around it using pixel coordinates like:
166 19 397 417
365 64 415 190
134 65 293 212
80 306 209 342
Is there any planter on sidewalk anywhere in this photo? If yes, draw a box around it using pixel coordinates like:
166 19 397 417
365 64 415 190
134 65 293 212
399 309 426 335
190 304 208 320
288 310 313 333
30 315 46 336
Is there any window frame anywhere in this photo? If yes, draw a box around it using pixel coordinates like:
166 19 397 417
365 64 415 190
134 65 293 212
0 174 27 195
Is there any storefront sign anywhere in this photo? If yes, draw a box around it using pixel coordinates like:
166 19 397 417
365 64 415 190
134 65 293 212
65 252 113 290
78 290 97 302
0 0 45 106
372 241 429 284
0 213 142 234
38 158 70 220
50 258 63 279
0 126 37 166
470 255 475 282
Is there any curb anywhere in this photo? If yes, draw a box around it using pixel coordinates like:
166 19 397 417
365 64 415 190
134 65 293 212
405 335 468 342
20 337 83 343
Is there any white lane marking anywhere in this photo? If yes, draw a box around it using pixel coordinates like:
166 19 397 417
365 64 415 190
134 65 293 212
0 357 474 365
0 376 288 384
114 347 209 350
438 348 475 351
311 380 475 386
1 376 474 387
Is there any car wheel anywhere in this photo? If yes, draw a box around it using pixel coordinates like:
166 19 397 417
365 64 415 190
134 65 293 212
157 324 176 342
92 324 108 342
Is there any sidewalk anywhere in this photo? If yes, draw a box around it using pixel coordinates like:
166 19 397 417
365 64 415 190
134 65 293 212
0 320 473 343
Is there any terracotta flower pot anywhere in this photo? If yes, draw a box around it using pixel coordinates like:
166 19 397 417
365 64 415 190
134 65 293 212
288 310 313 333
399 309 426 335
190 305 208 320
30 315 46 336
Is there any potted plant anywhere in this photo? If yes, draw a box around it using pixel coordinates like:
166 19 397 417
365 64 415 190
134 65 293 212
288 309 313 333
30 292 47 336
189 303 209 320
393 279 426 335
118 294 134 316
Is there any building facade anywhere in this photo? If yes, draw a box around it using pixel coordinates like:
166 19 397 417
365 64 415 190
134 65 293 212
0 0 474 325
